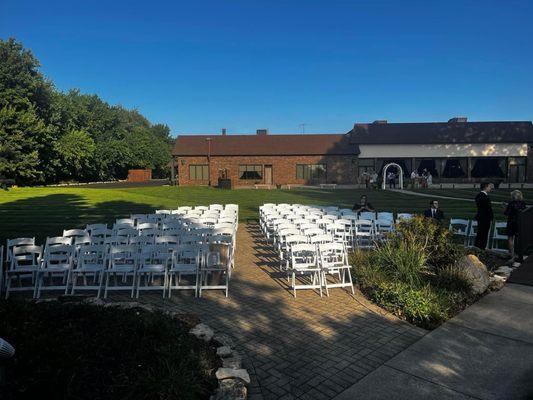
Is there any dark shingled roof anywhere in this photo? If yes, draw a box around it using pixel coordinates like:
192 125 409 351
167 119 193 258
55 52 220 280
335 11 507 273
173 134 359 156
349 121 533 144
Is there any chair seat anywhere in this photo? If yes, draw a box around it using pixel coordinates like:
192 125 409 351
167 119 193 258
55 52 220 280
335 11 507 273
137 265 166 273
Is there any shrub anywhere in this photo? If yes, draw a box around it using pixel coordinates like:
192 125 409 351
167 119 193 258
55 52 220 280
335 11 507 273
434 265 472 293
394 216 464 270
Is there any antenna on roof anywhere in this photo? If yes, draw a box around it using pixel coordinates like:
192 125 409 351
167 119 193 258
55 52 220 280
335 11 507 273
299 123 307 133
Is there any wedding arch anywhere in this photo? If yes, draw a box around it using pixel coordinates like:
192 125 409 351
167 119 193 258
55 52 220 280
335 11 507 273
382 162 404 190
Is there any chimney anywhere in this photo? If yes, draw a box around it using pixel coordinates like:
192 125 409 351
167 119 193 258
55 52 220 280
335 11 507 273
448 117 468 123
221 128 227 135
256 129 268 135
373 120 388 124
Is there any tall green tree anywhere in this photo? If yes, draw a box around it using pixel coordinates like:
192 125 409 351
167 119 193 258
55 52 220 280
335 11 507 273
0 38 173 184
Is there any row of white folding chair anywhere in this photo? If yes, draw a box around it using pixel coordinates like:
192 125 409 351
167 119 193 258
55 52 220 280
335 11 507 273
287 242 354 297
449 219 508 252
4 241 232 299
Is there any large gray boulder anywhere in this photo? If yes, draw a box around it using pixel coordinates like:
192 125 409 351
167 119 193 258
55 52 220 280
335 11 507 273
210 379 247 400
457 255 490 294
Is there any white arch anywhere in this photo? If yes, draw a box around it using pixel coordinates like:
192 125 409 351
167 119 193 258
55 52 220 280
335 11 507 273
382 163 404 190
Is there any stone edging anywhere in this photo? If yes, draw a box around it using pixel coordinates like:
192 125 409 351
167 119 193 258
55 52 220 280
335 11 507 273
189 323 250 400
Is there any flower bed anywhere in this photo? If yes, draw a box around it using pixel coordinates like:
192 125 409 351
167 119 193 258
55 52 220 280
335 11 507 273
351 216 484 330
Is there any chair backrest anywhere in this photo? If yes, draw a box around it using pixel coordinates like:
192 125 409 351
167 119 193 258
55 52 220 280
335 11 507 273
468 220 478 236
63 229 87 239
213 227 235 237
138 222 158 231
377 212 394 222
104 236 130 246
285 235 308 246
375 219 394 232
74 235 92 247
42 245 75 269
355 220 374 234
86 223 108 233
108 244 138 267
115 218 135 227
11 245 43 269
76 245 106 268
208 235 232 245
290 243 317 268
139 228 160 238
129 236 154 247
359 211 376 221
155 209 171 215
449 219 470 235
115 227 139 238
303 228 324 237
309 234 334 244
493 221 507 239
7 238 36 262
45 236 73 248
396 213 413 222
155 235 180 245
319 242 347 266
90 228 112 238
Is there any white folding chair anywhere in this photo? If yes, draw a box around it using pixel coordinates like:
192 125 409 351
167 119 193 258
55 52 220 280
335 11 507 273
101 244 138 298
490 221 508 253
86 223 108 234
70 244 106 295
467 220 478 246
280 235 308 270
377 212 394 222
359 211 376 221
318 242 354 296
5 245 42 299
288 243 322 298
375 219 395 239
449 219 470 245
36 244 75 297
135 244 170 298
168 245 202 297
354 220 374 249
199 243 231 297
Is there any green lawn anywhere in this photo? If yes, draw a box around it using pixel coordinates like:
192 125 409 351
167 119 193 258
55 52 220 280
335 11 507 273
409 188 533 203
0 185 501 244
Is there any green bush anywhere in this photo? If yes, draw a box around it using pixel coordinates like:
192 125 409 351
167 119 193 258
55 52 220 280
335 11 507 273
350 216 476 330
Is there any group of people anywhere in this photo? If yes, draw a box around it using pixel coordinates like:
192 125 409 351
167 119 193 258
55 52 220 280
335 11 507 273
352 182 528 259
410 169 433 189
360 168 434 190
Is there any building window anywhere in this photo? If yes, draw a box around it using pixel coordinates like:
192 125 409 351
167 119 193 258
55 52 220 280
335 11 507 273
189 164 209 180
442 159 466 178
296 164 327 182
471 158 506 178
239 165 263 180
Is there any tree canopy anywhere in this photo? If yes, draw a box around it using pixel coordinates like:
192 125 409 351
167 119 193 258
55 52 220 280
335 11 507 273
0 38 173 185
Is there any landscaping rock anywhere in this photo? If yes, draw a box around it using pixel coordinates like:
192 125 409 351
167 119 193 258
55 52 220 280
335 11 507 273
217 346 232 358
211 379 247 400
215 368 251 385
494 266 513 278
456 255 490 295
222 354 243 369
190 323 214 342
489 275 506 291
103 302 154 312
83 298 106 306
213 333 235 348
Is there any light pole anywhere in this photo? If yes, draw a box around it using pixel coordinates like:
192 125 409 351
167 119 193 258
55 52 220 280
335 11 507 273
206 138 212 186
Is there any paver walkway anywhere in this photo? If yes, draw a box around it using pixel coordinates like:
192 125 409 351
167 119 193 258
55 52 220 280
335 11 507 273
119 222 426 399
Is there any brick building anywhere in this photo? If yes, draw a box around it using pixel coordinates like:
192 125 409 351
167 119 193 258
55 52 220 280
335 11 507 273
171 119 533 187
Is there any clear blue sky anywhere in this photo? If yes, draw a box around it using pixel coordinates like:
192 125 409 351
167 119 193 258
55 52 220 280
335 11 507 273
1 0 532 136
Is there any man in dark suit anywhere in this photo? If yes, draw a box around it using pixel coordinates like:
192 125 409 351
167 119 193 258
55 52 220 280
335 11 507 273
424 200 444 221
474 182 494 249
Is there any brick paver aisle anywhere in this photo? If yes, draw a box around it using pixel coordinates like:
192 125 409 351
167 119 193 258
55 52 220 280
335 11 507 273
135 223 426 400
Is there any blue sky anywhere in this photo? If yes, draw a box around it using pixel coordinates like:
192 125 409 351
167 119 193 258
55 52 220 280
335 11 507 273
1 0 532 136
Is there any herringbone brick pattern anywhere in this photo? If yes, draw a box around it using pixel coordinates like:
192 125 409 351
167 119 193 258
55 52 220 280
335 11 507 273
123 222 425 399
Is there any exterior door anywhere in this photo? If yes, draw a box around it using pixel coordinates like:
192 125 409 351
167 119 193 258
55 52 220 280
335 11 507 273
264 165 273 185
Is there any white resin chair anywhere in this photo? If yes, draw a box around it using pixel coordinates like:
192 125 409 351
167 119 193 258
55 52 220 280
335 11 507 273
36 244 75 297
449 219 470 245
318 242 354 296
5 245 42 299
490 221 508 253
100 244 138 298
135 244 170 298
70 244 106 295
288 243 322 298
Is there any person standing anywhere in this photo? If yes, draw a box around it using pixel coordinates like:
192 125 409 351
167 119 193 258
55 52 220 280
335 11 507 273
424 200 444 221
410 170 418 189
388 171 396 189
474 182 494 249
503 190 527 258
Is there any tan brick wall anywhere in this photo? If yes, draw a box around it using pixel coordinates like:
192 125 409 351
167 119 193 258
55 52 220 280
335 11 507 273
175 155 357 186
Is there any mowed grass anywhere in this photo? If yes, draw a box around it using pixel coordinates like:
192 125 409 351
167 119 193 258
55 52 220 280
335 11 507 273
410 188 533 203
0 185 499 244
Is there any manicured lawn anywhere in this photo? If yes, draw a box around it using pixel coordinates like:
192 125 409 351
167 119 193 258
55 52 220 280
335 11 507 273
409 187 533 203
0 185 499 244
